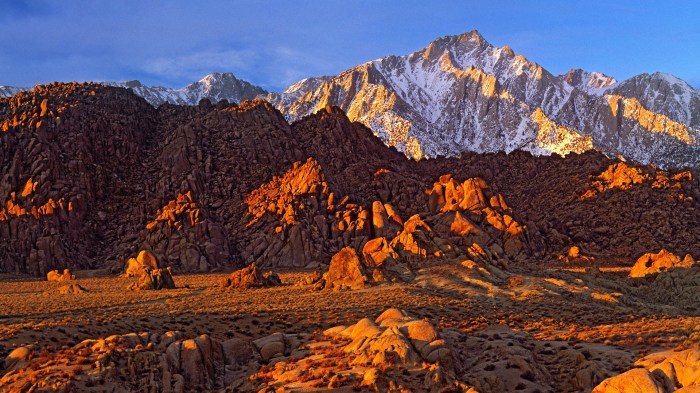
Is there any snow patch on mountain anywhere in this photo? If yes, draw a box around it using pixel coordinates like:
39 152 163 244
560 68 618 95
0 86 26 97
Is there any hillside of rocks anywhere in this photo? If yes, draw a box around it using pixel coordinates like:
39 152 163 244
1 83 699 276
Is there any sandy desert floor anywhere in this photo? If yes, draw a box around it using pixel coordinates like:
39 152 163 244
0 261 698 392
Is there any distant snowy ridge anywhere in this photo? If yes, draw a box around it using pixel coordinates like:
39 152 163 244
103 72 268 107
0 73 267 107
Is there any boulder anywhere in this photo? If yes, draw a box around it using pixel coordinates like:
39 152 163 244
166 334 253 391
322 247 369 290
3 347 31 371
219 262 281 289
390 214 441 262
128 267 176 290
630 249 696 278
362 237 398 268
324 308 455 370
125 250 160 277
252 332 300 360
592 368 666 393
46 269 75 281
593 348 700 392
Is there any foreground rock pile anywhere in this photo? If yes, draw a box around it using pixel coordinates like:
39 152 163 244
0 330 257 392
593 348 700 392
4 301 680 393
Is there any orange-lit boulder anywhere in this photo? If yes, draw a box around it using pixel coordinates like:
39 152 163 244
629 249 696 278
219 262 281 289
47 268 75 281
128 267 176 290
323 247 369 290
125 250 160 277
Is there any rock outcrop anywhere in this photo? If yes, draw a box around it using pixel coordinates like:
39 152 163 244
322 247 370 290
125 250 160 277
128 267 176 290
629 249 696 278
218 262 281 289
593 348 700 393
323 308 456 368
166 334 254 390
251 308 472 392
142 192 232 272
0 330 257 393
124 250 176 290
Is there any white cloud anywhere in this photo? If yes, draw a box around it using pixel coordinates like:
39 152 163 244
143 49 257 81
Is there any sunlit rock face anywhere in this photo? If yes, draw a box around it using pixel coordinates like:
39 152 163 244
268 30 700 169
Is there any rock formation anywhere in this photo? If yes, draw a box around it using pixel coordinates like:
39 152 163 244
250 308 472 392
629 249 696 278
124 250 176 290
218 262 281 289
128 266 176 290
125 250 160 277
46 269 74 281
593 348 700 393
322 247 371 290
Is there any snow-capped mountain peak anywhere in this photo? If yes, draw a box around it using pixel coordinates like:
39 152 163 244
268 30 700 168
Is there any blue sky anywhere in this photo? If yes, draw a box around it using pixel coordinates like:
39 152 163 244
1 1 699 91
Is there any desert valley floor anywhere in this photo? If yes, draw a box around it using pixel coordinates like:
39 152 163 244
0 259 698 392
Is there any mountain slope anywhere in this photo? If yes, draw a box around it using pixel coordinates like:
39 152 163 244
1 32 699 168
269 30 700 169
607 72 700 128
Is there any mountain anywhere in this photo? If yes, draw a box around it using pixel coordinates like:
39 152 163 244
1 31 699 168
1 83 698 277
104 72 268 106
268 30 700 169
